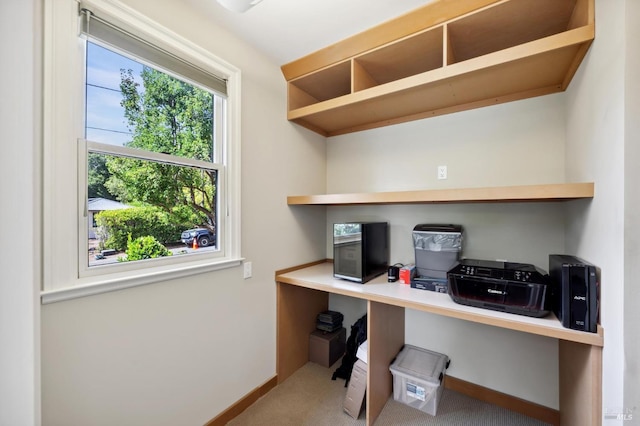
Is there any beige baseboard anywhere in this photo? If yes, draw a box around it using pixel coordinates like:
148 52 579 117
204 375 278 426
445 375 560 426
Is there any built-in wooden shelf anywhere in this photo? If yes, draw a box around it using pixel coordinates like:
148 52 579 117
276 261 603 425
282 0 595 136
287 182 594 206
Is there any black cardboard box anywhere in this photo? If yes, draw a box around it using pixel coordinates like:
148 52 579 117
411 276 448 293
309 327 346 367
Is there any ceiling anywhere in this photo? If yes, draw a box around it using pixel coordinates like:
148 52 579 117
181 0 434 66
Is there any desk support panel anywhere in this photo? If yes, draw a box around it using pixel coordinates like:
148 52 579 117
276 282 328 383
559 340 602 426
367 301 405 425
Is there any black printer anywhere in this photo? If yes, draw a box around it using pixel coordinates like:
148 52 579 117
447 259 551 318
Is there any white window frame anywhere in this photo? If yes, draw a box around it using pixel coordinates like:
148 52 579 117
42 0 242 304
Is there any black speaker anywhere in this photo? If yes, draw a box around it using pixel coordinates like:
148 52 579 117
549 254 598 333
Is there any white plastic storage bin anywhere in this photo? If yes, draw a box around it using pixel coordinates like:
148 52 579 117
389 344 450 416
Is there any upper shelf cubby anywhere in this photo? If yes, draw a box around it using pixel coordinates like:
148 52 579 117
354 26 444 91
446 0 587 64
288 60 351 110
281 0 594 137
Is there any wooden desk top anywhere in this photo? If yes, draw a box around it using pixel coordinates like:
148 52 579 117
276 262 603 347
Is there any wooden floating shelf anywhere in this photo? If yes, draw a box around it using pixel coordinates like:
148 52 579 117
287 182 594 206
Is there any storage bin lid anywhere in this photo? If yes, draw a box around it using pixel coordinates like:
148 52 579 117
390 344 449 385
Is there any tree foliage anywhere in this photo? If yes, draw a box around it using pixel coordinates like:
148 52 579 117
88 153 112 199
120 68 213 160
102 67 217 229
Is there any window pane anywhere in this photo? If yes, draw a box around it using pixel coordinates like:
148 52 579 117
88 152 218 267
86 43 140 146
86 42 215 162
85 40 220 269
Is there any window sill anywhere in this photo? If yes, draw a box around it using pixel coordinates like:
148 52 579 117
41 257 244 304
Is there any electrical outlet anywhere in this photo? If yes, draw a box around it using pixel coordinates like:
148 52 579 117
437 165 447 180
243 261 252 279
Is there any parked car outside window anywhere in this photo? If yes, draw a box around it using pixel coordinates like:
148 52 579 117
181 228 216 247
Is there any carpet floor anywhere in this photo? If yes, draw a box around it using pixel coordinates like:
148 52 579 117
227 362 551 426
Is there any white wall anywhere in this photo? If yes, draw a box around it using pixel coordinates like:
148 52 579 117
623 0 640 417
0 1 41 425
325 95 567 408
326 95 566 193
564 0 628 420
40 1 326 425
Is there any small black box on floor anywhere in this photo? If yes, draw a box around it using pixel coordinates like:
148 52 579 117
309 327 346 367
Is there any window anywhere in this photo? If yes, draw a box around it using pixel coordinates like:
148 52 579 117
83 39 224 269
42 0 241 302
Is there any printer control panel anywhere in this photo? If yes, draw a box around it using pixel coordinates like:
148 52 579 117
454 260 543 283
